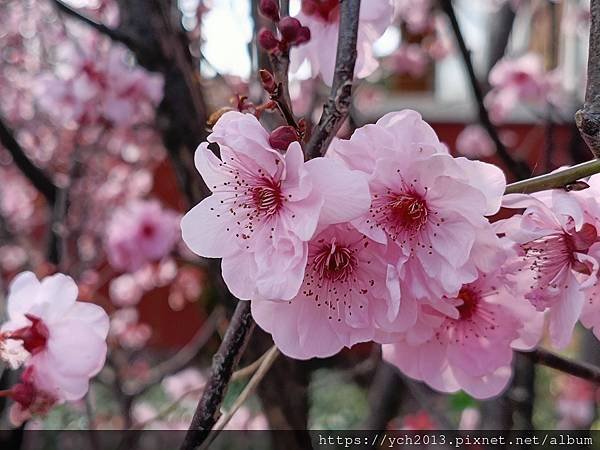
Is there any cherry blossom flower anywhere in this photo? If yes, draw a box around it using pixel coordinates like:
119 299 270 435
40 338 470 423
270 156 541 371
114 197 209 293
290 0 395 85
382 259 542 399
455 125 496 158
485 53 561 122
0 272 109 403
499 191 600 348
388 44 430 78
6 366 57 426
330 110 506 301
251 223 402 359
395 0 433 34
106 199 181 273
181 111 371 301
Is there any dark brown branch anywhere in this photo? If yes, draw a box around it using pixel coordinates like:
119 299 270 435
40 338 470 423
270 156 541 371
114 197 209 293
439 0 529 180
576 0 600 157
181 301 255 450
305 0 361 159
52 0 138 49
521 348 600 384
0 117 58 205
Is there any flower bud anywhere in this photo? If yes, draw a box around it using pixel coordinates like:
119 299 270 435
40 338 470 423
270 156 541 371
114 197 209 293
258 28 279 52
278 17 302 43
259 0 280 22
293 26 311 45
259 69 277 94
269 126 299 151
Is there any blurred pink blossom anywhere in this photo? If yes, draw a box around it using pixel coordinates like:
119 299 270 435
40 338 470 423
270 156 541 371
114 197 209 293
388 44 430 78
455 125 496 158
106 199 181 273
290 0 395 85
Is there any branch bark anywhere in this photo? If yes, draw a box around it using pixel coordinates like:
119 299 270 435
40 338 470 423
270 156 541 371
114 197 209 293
439 0 529 180
0 118 58 205
181 301 255 450
576 0 600 157
52 0 138 49
521 348 600 384
305 0 361 159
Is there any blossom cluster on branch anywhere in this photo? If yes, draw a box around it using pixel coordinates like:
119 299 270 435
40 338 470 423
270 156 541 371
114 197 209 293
182 107 600 399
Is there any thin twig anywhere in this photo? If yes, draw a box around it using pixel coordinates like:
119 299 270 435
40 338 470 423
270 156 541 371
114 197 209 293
230 346 273 382
305 0 361 159
180 301 255 450
521 349 600 383
199 346 280 450
0 117 58 205
504 158 600 194
576 0 600 157
51 0 137 49
439 0 529 180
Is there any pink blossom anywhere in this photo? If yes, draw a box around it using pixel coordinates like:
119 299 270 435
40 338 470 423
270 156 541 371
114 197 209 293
395 0 433 34
330 110 506 301
181 111 371 301
455 125 496 158
290 0 395 85
109 273 144 307
163 368 206 400
485 53 559 122
252 223 400 359
106 199 181 272
224 407 269 431
383 261 540 399
0 272 109 402
388 44 430 78
109 308 152 350
499 191 600 348
7 366 57 426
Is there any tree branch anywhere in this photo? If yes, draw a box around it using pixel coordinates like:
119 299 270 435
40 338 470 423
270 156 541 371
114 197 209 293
0 117 58 205
504 158 600 194
439 0 529 180
521 349 600 384
51 0 138 49
180 301 255 450
305 0 361 159
576 0 600 157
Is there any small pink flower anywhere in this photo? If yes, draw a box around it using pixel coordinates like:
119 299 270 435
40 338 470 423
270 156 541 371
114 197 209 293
389 44 430 78
485 53 560 122
395 0 433 34
499 191 600 348
455 125 496 158
330 110 506 301
252 223 400 359
1 272 109 402
106 199 181 272
290 0 394 85
181 111 371 301
163 368 206 400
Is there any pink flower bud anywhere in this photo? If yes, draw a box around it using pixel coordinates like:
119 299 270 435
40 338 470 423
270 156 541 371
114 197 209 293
293 26 311 45
269 126 299 151
278 17 302 43
258 28 279 52
259 0 280 22
259 69 277 94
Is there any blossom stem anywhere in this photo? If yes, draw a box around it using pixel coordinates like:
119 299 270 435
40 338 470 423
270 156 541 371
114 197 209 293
576 0 600 157
305 0 362 159
180 301 255 450
504 158 600 194
521 349 600 384
439 0 530 180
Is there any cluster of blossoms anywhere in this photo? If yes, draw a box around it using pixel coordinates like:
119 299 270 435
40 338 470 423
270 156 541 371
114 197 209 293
0 272 109 424
36 36 163 128
182 109 600 399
